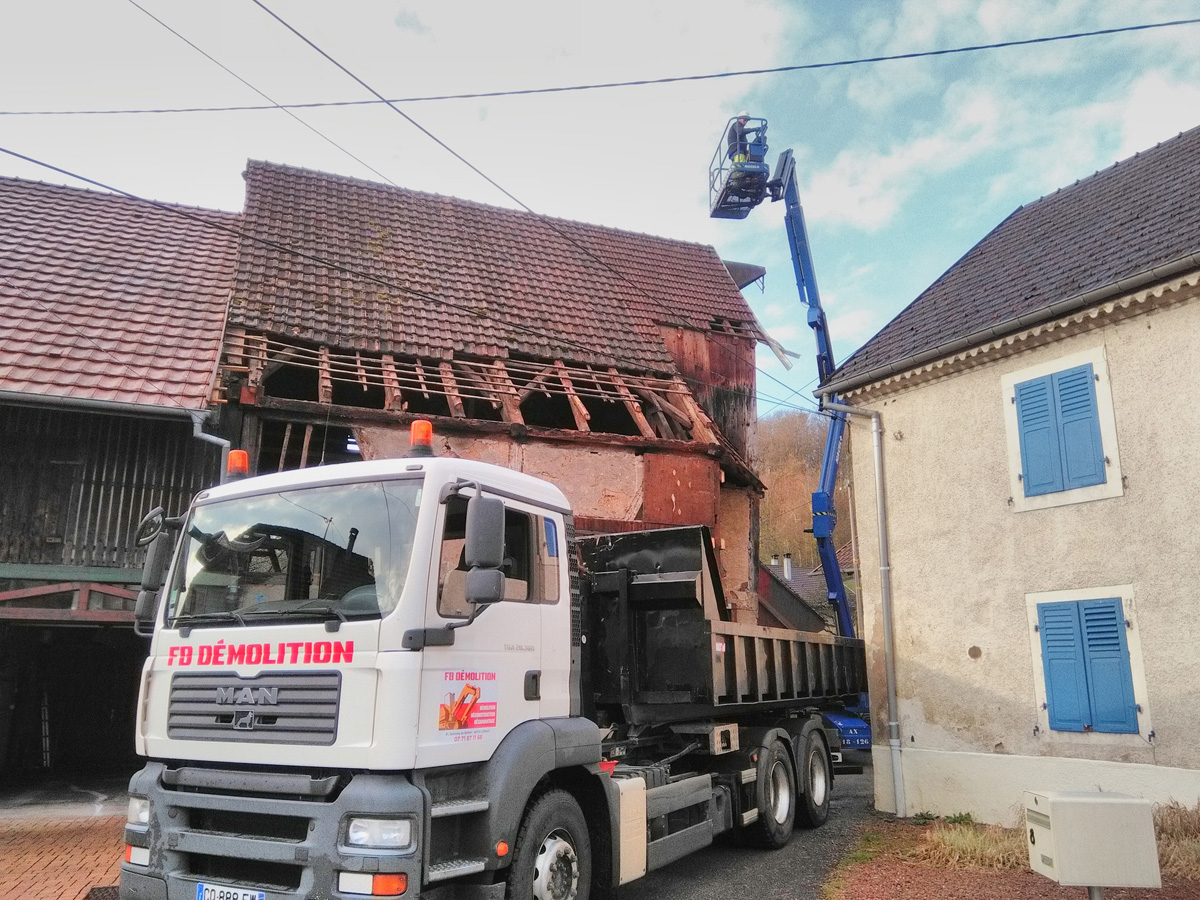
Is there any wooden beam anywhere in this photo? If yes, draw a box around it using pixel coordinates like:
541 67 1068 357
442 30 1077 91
636 386 691 427
607 368 656 438
0 607 133 624
491 361 525 424
355 351 369 391
669 377 720 444
225 327 246 367
415 360 431 399
454 361 502 410
382 354 404 411
245 333 268 388
555 360 590 432
277 422 293 472
439 362 466 417
299 424 314 468
517 365 556 404
318 347 333 404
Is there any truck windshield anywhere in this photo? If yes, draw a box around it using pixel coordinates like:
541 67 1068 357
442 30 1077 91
166 479 422 628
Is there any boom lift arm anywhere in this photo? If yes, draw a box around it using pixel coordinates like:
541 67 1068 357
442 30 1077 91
710 124 854 639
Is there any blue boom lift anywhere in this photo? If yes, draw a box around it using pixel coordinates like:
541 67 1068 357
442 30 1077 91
710 117 869 750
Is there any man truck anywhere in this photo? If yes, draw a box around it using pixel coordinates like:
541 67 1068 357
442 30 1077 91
120 425 867 900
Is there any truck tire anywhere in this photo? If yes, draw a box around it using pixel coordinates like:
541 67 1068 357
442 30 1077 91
796 729 831 828
506 789 592 900
747 736 796 849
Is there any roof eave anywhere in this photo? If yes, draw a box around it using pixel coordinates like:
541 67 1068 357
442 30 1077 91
818 249 1200 398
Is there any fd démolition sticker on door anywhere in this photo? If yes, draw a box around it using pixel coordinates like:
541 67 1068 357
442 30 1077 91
438 670 497 741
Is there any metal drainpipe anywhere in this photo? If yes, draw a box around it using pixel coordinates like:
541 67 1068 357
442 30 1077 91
189 410 230 484
823 399 905 818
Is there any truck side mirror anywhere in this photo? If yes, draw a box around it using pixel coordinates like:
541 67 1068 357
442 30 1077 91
465 568 504 605
465 495 504 569
133 532 173 637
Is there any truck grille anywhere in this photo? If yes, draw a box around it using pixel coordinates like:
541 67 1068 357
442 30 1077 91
168 671 341 745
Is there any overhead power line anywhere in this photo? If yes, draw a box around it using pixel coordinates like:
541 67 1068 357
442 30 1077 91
124 0 399 189
244 0 818 417
3 17 1197 117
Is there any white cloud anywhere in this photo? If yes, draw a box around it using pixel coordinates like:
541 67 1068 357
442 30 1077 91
802 90 1001 230
1116 72 1200 157
828 309 880 347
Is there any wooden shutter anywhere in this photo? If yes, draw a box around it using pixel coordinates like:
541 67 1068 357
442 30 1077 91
1016 375 1064 496
1079 597 1138 733
1053 364 1107 491
1037 602 1089 732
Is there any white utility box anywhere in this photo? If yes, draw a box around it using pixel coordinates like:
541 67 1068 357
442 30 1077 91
1024 790 1160 888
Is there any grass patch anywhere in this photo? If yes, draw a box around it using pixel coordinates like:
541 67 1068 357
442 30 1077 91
1156 799 1200 879
906 821 1027 870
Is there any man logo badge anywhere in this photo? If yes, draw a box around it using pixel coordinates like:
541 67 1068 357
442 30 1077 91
216 686 279 706
233 710 257 731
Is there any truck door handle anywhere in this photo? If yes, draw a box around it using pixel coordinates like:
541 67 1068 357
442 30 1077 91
524 670 541 701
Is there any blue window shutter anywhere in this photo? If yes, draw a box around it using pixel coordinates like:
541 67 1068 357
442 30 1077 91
1016 375 1064 496
1053 365 1107 491
1037 602 1089 732
1080 598 1138 733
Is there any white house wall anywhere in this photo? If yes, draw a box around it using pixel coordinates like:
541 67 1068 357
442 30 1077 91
846 280 1200 823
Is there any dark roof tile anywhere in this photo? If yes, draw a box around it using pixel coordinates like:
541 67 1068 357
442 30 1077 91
833 125 1200 386
231 161 755 372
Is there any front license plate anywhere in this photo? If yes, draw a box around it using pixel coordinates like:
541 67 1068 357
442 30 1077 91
196 882 266 900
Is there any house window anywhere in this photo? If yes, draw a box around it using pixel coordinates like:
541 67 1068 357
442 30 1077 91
1037 598 1138 734
1001 347 1123 512
1014 364 1105 496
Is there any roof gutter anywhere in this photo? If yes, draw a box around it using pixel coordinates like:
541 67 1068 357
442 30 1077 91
0 390 205 419
817 250 1200 398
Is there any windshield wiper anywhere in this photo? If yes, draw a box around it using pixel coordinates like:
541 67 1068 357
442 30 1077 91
289 599 349 621
173 610 247 633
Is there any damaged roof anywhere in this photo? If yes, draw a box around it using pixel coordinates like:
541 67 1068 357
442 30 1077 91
829 124 1200 392
0 177 240 411
230 161 757 374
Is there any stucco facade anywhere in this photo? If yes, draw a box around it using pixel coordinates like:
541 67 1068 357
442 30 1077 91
845 273 1200 824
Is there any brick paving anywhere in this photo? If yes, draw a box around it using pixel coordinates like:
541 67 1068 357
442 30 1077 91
0 814 124 900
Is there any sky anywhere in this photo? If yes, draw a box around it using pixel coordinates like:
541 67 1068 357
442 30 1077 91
3 0 1200 417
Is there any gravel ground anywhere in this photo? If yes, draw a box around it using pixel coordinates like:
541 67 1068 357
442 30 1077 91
825 818 1200 900
616 754 876 900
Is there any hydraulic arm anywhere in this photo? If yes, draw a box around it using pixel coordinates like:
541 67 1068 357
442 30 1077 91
766 150 854 638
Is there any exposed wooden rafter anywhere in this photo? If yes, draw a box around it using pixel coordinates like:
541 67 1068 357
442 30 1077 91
382 354 404 411
607 368 656 438
439 361 465 417
318 347 333 404
555 360 590 432
490 361 524 424
517 365 556 404
223 332 727 446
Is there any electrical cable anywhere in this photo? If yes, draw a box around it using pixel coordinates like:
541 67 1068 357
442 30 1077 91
245 0 828 416
124 0 401 189
4 16 1197 117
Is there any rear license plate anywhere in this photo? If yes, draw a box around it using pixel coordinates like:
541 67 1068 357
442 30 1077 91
196 883 266 900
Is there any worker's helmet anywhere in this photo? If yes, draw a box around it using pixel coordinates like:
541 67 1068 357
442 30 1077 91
737 110 749 119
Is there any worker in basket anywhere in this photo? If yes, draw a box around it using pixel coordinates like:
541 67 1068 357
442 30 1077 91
727 111 762 163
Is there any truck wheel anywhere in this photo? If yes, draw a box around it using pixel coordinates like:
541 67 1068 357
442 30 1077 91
506 789 591 900
796 729 831 828
747 737 796 849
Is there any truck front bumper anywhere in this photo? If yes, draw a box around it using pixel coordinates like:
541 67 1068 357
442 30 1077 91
120 761 424 900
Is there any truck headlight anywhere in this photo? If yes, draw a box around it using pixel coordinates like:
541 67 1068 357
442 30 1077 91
127 797 150 827
346 817 412 849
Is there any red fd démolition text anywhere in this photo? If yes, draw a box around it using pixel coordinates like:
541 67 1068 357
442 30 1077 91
166 641 354 666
